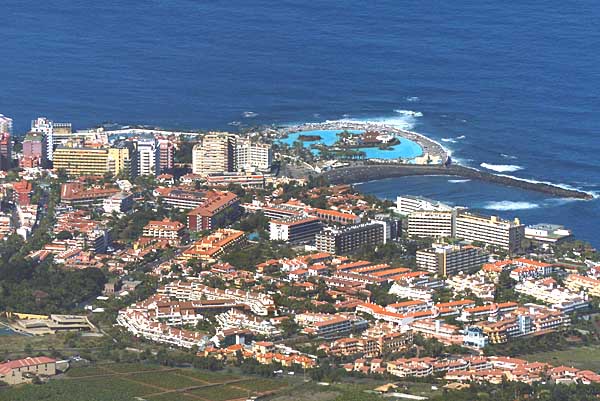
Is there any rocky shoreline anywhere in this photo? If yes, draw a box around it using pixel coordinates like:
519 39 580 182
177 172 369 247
321 164 594 200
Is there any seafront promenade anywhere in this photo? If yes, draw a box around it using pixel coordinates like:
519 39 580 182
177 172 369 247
322 163 593 200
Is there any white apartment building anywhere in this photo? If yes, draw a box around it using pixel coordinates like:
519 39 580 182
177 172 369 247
31 117 54 161
216 309 282 338
136 137 159 176
525 224 572 244
192 133 236 175
417 244 489 276
0 114 12 134
515 279 589 313
396 195 454 215
455 212 525 253
269 216 323 244
158 279 275 316
388 282 434 301
407 211 454 238
446 272 496 301
103 192 133 215
235 138 272 172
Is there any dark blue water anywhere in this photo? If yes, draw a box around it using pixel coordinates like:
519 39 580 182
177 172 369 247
2 1 600 244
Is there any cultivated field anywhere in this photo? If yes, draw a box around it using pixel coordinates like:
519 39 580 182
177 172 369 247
522 345 600 372
0 363 293 401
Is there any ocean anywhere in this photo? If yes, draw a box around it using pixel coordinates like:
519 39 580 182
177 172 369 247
2 1 599 244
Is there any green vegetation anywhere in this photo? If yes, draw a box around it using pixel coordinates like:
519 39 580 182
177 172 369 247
521 345 600 371
222 240 295 269
484 326 600 357
0 364 295 401
430 382 600 401
0 234 106 314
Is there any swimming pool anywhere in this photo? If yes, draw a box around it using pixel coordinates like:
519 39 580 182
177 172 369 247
278 130 423 160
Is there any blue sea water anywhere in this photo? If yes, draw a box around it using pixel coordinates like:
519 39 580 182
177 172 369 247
278 130 423 159
1 1 600 244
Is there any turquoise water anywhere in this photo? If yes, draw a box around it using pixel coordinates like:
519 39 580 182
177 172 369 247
278 130 423 160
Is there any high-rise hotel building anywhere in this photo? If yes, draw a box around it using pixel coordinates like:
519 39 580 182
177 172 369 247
454 212 525 254
53 146 110 176
407 210 455 238
0 114 13 134
417 244 489 276
136 137 159 176
31 117 55 161
192 133 236 176
235 138 272 172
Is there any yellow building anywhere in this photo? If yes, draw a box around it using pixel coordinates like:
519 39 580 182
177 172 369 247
53 146 109 176
107 146 135 177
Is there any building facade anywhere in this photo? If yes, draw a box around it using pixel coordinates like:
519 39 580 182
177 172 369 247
269 216 323 244
315 222 385 254
235 138 272 172
455 212 525 253
22 132 47 168
407 211 454 238
136 137 159 176
53 146 109 176
31 117 55 161
192 133 236 175
417 244 489 276
0 114 12 134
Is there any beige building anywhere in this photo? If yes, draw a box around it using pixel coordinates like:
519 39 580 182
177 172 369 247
192 133 236 176
8 313 96 335
417 244 489 276
0 357 56 385
455 212 524 253
407 211 454 238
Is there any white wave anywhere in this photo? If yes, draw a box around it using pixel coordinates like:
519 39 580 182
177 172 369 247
406 96 420 102
441 135 465 144
394 109 423 117
342 113 351 118
448 179 471 183
482 201 540 211
228 121 241 126
500 153 517 160
243 111 258 118
325 116 416 131
480 163 523 173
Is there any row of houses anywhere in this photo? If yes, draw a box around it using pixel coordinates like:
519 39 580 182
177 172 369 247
344 354 600 385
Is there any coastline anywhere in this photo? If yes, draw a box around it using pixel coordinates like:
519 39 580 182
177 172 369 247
321 163 594 200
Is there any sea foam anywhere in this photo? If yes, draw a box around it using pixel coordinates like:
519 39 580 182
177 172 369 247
394 109 423 117
482 201 540 211
480 163 523 173
441 135 466 143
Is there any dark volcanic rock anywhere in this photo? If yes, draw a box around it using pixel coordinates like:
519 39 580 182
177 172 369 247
321 164 592 200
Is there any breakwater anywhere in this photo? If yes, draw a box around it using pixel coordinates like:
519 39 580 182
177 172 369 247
322 164 593 200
